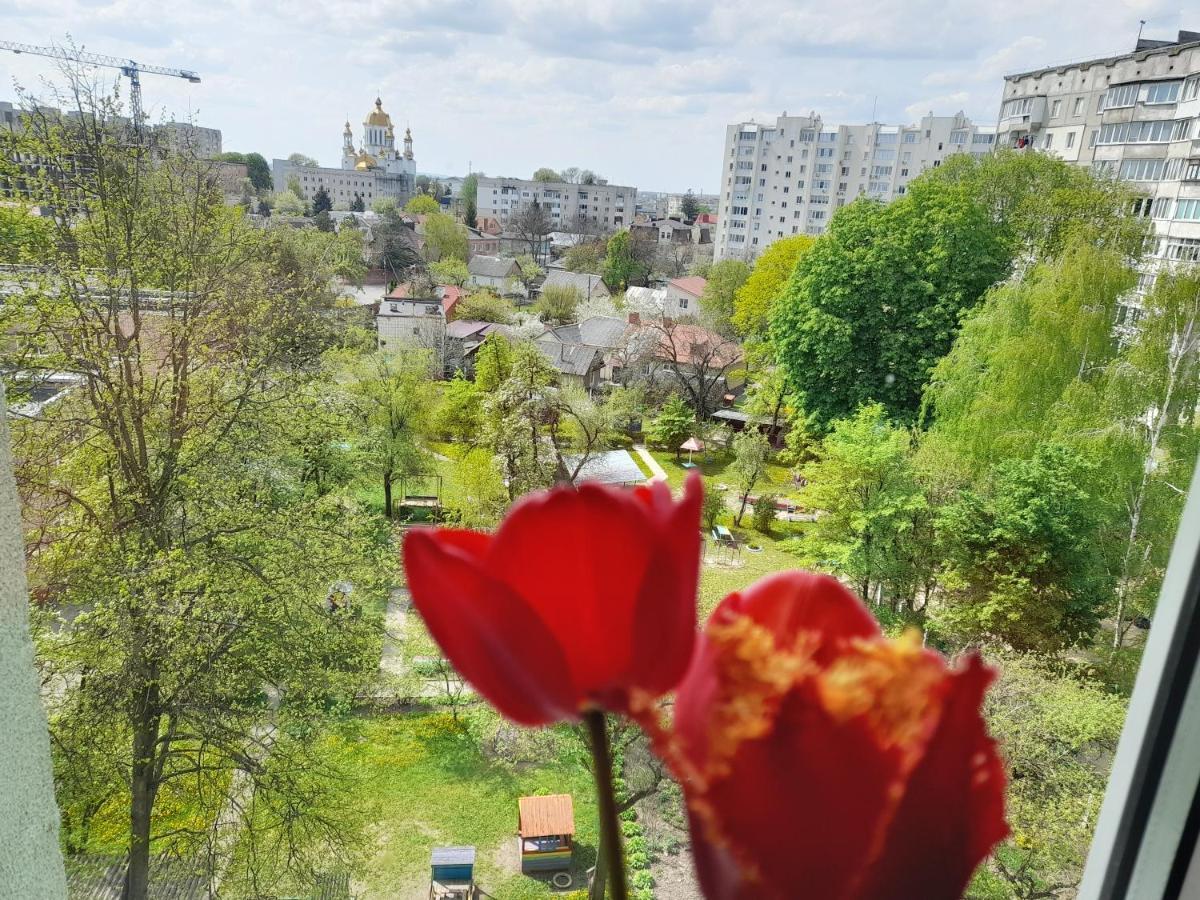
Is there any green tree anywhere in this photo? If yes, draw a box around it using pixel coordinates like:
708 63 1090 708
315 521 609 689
3 87 387 898
564 240 606 273
349 192 366 212
405 194 441 215
702 481 727 530
313 208 334 232
730 429 770 525
680 190 700 222
732 234 814 339
312 185 333 215
273 189 305 216
700 259 751 335
921 240 1133 475
932 444 1109 651
454 290 515 324
429 257 470 287
796 404 928 606
444 448 510 528
474 333 515 391
256 197 271 217
533 167 561 182
435 374 484 442
603 229 650 291
461 173 479 229
752 493 778 534
0 204 52 262
287 151 319 167
484 342 561 498
535 284 581 324
347 350 434 518
512 254 546 295
647 395 695 460
217 150 271 191
772 181 1010 427
975 653 1128 898
372 196 400 217
422 211 469 262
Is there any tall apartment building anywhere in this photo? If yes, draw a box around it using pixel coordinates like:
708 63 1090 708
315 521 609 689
714 112 995 261
476 176 636 232
998 29 1200 330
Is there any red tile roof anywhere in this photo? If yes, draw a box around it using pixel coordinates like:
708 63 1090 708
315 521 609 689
440 285 463 317
669 275 707 298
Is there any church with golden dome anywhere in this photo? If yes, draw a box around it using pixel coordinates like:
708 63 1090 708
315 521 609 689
341 97 415 183
270 97 416 211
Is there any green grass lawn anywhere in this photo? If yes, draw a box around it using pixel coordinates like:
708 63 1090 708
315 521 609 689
333 712 598 900
647 448 801 501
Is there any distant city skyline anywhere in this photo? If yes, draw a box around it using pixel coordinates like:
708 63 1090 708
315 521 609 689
1 1 1190 192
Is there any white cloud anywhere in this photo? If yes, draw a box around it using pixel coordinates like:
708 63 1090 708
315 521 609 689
0 1 1192 190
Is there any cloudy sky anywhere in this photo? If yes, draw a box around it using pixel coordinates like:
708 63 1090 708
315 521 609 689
1 1 1188 192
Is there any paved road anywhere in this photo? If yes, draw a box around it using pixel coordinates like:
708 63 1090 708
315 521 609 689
633 445 668 483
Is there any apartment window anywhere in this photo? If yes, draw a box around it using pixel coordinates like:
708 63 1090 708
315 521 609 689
875 148 896 160
809 210 827 220
877 132 898 144
841 167 850 176
872 165 893 177
818 147 835 158
1089 129 1099 148
1185 75 1200 101
900 168 909 177
738 130 757 141
1102 83 1139 109
837 182 848 192
1043 132 1054 149
1144 81 1182 104
761 163 768 171
818 132 838 143
1185 160 1200 181
1066 131 1076 148
1119 158 1166 181
1176 198 1200 220
1050 99 1062 118
903 132 917 143
1097 120 1177 144
1151 197 1173 218
1073 96 1085 116
811 194 830 205
816 163 833 174
868 181 890 193
759 178 766 186
1165 237 1200 260
1002 97 1034 117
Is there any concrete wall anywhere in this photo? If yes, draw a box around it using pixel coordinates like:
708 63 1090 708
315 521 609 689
0 381 68 897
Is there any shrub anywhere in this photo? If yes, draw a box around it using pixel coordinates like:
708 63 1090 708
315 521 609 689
702 483 727 531
752 493 778 533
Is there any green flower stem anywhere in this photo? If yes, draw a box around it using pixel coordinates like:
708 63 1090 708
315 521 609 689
586 709 628 900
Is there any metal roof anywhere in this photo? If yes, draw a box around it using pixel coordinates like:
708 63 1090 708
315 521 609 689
431 846 476 866
565 449 646 486
519 794 576 838
542 269 610 297
468 255 519 278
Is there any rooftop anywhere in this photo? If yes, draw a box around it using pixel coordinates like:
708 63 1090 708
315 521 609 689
1005 29 1200 80
467 255 520 278
668 275 707 297
542 269 610 297
564 449 647 486
518 794 575 838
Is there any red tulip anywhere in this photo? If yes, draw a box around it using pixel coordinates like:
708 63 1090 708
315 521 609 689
402 473 703 726
670 571 1008 900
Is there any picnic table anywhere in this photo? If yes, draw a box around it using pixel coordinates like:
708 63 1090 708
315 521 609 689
713 525 735 546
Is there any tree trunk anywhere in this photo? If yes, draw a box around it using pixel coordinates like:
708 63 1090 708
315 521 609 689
125 695 161 900
383 473 393 520
735 490 751 526
590 826 609 900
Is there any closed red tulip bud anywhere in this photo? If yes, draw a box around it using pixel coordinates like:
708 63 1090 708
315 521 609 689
402 473 703 725
671 571 1008 900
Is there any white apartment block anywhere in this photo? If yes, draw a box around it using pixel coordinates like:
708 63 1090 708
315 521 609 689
476 177 636 231
714 112 995 261
998 29 1200 332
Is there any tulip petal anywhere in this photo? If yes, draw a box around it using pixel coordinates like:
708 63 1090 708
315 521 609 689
858 653 1009 900
486 483 672 703
403 529 577 725
725 571 881 666
629 472 703 695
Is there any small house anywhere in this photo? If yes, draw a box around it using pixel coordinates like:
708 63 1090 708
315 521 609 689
518 794 575 875
430 846 476 899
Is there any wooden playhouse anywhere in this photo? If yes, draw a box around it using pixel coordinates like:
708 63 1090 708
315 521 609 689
517 794 575 876
429 845 476 899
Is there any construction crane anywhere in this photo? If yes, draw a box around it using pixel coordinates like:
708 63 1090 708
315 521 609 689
0 40 200 131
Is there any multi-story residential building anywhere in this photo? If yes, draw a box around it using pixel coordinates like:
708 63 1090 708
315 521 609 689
272 97 416 208
476 176 635 232
714 112 995 261
998 29 1200 331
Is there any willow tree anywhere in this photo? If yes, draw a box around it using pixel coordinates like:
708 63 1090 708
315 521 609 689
2 80 389 897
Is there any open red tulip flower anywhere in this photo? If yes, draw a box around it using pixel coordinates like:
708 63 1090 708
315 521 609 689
402 473 703 726
670 571 1008 900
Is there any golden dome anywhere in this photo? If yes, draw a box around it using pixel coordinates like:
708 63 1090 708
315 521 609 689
365 97 392 128
354 148 378 171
